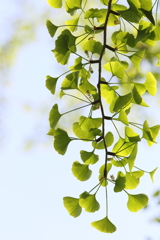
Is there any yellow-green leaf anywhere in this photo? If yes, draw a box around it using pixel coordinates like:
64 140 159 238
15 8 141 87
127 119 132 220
144 72 157 96
91 216 117 233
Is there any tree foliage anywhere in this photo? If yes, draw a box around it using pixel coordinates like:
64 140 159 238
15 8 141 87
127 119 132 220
46 0 160 233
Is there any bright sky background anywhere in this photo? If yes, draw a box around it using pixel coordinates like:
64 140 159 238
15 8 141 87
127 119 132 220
0 1 160 240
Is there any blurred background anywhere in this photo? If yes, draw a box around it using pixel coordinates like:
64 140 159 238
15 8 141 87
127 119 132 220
0 0 160 239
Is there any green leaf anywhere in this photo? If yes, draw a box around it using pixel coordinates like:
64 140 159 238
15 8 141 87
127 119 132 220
112 31 135 48
73 122 101 141
99 163 112 186
111 159 127 167
101 84 118 105
139 8 155 25
79 192 100 212
142 120 154 142
70 57 82 71
72 161 92 181
134 83 146 96
46 75 58 95
84 8 102 19
47 128 55 136
148 125 160 146
46 0 62 8
112 137 136 156
113 93 132 112
127 193 148 212
61 72 79 90
92 132 114 149
79 116 102 131
80 150 99 164
156 53 160 66
53 29 77 65
97 9 119 26
65 18 79 32
114 171 126 192
149 167 158 182
127 144 138 172
91 216 117 233
125 172 140 190
125 126 141 142
129 50 145 71
144 72 157 96
139 0 152 11
118 109 129 125
83 40 103 55
118 0 142 23
49 104 62 129
104 59 127 79
54 128 72 155
65 0 82 15
78 78 97 94
46 20 58 37
135 27 151 45
63 197 82 217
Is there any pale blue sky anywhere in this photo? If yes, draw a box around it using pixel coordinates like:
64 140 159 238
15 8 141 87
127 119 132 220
0 1 160 240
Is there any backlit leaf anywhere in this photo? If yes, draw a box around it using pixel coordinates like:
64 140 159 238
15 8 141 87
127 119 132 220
63 197 82 217
46 20 58 37
125 126 141 142
125 172 140 190
79 192 100 212
112 137 136 156
127 144 138 171
114 171 126 192
65 17 79 32
111 159 127 167
65 0 82 15
53 29 77 65
113 93 132 112
54 128 72 155
46 75 58 94
99 163 112 186
83 40 103 55
46 0 62 8
73 122 101 141
149 167 158 182
127 193 148 212
61 72 79 90
84 8 102 19
129 50 145 71
104 59 127 79
49 104 62 129
92 132 114 149
80 150 99 164
144 72 157 96
139 0 152 10
91 216 117 233
139 8 155 25
118 109 129 125
72 161 92 181
70 57 82 71
79 116 102 131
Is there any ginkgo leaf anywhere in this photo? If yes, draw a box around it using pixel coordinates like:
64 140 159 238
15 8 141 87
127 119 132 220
129 50 145 71
70 57 82 71
91 216 117 233
114 171 126 192
84 8 102 19
139 0 152 11
125 126 141 142
101 84 118 104
111 159 127 167
73 122 101 141
54 128 72 155
65 0 82 15
148 125 160 146
72 161 92 181
79 192 100 212
125 172 140 190
46 0 62 8
127 193 148 212
80 150 99 164
46 20 58 37
53 29 77 65
63 197 82 217
97 9 119 26
49 104 62 129
83 40 103 55
46 75 59 94
127 144 138 172
118 109 129 125
139 8 155 25
78 78 97 94
144 72 157 96
61 72 79 90
149 167 158 182
65 17 79 32
112 137 136 156
113 93 132 112
104 59 127 79
79 116 102 131
92 132 114 149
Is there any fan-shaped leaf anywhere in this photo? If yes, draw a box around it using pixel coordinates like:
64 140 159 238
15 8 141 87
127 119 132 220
149 167 158 182
65 0 82 15
65 17 79 32
104 59 127 79
79 116 102 131
63 197 82 217
114 171 126 192
91 216 117 233
129 50 145 71
72 161 92 181
54 128 72 155
127 144 138 172
144 72 157 96
125 126 141 142
79 192 100 212
92 132 114 149
113 93 132 112
46 0 62 8
80 150 99 164
49 104 62 129
46 20 58 37
84 8 102 19
61 72 79 90
46 75 59 94
127 193 148 212
83 40 103 55
118 109 129 125
111 159 127 167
